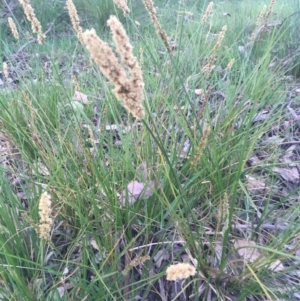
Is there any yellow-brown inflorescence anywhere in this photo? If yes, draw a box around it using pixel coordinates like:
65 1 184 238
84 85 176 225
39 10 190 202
191 122 210 169
82 16 145 119
142 0 171 53
38 191 53 241
19 0 45 44
8 17 19 40
217 192 229 234
2 62 9 79
225 58 235 71
122 254 150 275
202 25 227 74
257 0 276 41
166 263 196 281
66 0 84 43
264 0 276 29
201 2 214 24
197 86 211 120
113 0 130 14
250 5 266 44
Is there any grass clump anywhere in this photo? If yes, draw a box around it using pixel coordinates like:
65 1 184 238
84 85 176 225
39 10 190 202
0 0 300 300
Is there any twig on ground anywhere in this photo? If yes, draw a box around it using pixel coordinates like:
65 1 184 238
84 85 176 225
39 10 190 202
233 223 288 231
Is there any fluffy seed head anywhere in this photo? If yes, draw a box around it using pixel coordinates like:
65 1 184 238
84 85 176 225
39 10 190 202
166 263 196 281
38 192 53 241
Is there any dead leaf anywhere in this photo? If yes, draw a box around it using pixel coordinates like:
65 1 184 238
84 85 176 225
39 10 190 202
234 239 261 263
118 180 157 205
223 12 231 17
261 136 284 146
283 145 296 159
253 111 269 122
269 260 284 272
181 139 191 156
245 175 266 192
154 249 170 268
195 89 203 95
234 239 284 272
136 161 149 181
56 287 65 298
273 167 299 184
90 238 99 250
73 91 91 104
247 156 260 166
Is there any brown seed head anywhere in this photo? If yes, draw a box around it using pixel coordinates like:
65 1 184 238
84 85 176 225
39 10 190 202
201 2 214 24
225 58 235 71
142 0 171 53
19 0 45 44
82 21 145 119
113 0 130 14
191 122 210 169
250 5 266 44
66 0 84 43
8 17 19 40
202 26 227 74
122 255 150 275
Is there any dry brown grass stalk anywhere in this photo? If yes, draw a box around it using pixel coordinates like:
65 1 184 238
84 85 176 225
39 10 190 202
142 0 171 53
201 2 214 24
38 192 53 241
8 17 19 40
113 0 130 14
19 0 45 44
82 16 145 119
66 0 84 43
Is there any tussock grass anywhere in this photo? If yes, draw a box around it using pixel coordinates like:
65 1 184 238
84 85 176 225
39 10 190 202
0 0 300 300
